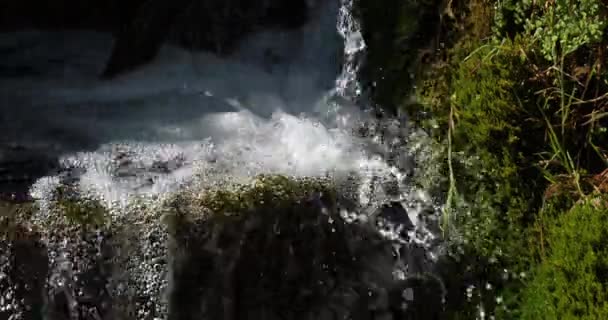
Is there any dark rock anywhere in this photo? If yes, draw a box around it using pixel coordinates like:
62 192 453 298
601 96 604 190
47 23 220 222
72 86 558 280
389 275 445 320
0 220 48 320
102 0 316 78
165 192 444 320
355 0 443 116
402 243 433 275
101 0 191 79
2 181 445 320
376 201 414 231
1 0 319 78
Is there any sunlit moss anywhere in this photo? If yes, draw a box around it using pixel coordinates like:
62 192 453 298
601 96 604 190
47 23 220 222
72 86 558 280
520 196 608 320
408 0 608 316
199 175 334 214
163 174 335 228
51 186 109 228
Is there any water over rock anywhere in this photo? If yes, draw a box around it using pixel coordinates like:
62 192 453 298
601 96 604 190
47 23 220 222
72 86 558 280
0 1 449 319
1 175 445 319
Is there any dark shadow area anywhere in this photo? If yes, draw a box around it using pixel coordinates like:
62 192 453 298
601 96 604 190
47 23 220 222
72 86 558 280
1 0 315 78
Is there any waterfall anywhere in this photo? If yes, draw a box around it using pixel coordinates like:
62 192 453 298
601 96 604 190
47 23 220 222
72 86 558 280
0 0 444 319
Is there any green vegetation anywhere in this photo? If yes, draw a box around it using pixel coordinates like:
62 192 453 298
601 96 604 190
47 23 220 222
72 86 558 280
162 174 335 229
366 0 608 318
53 186 108 228
1 187 108 242
194 175 334 216
2 175 332 239
521 197 608 320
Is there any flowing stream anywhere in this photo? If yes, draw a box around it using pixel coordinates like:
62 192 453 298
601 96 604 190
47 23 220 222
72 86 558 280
0 0 444 319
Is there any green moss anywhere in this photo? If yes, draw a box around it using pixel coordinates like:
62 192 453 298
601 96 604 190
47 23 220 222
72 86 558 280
521 197 608 320
386 0 608 318
409 2 554 319
451 43 524 150
163 174 335 228
52 186 108 228
416 33 543 241
56 198 107 227
0 201 37 241
411 2 608 313
1 186 110 236
411 6 544 249
198 175 333 216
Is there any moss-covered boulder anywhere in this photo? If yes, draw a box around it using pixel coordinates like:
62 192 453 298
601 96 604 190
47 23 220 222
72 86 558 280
158 174 442 319
2 183 162 320
520 197 608 320
162 175 380 319
28 185 117 320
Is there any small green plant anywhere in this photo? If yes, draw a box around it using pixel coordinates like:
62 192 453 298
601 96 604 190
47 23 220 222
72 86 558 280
495 0 607 61
528 0 606 61
425 37 539 238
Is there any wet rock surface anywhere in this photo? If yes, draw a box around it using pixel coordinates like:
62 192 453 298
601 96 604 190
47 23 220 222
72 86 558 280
0 2 449 318
1 183 445 320
0 202 47 320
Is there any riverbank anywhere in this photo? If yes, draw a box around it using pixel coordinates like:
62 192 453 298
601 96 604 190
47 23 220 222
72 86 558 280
369 0 608 318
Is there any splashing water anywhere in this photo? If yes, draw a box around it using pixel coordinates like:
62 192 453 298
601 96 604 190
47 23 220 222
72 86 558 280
0 0 407 215
1 0 443 318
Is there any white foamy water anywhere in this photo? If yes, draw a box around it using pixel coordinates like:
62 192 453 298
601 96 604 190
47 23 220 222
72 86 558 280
0 0 410 214
0 1 436 238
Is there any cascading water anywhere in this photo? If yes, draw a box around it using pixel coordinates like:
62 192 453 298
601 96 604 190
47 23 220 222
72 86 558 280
1 0 445 319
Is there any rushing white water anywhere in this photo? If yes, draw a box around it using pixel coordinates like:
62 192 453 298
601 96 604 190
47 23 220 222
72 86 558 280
1 0 443 318
0 1 374 208
0 0 414 216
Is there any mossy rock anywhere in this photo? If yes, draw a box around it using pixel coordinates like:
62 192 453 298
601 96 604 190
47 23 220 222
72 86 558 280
163 174 336 227
0 201 37 241
7 186 119 319
2 186 109 237
159 174 426 319
406 0 608 318
520 197 608 320
43 182 113 228
55 197 107 228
